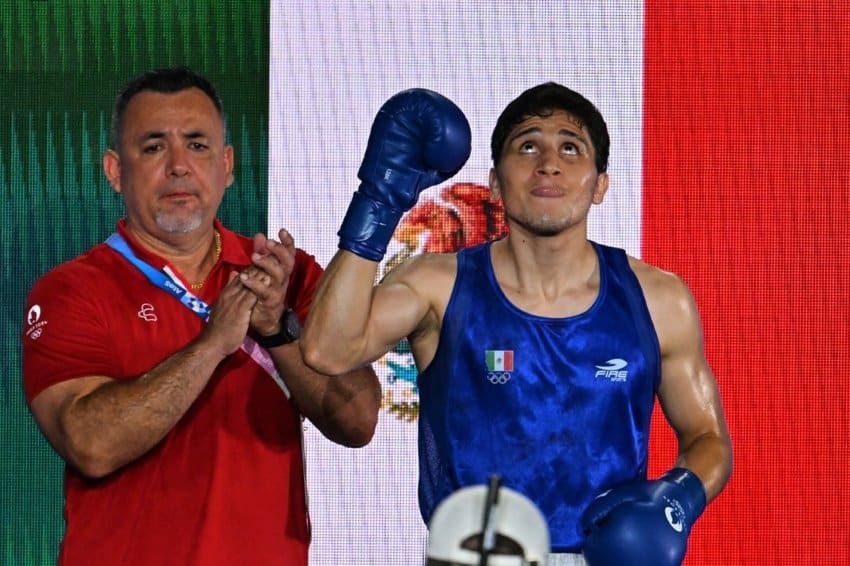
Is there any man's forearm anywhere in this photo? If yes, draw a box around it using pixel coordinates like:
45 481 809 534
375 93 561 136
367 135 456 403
60 337 225 477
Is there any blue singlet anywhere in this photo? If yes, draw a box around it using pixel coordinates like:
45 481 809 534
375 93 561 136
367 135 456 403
417 240 661 552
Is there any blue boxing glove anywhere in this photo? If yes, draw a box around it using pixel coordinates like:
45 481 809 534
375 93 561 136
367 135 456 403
338 89 471 261
581 468 707 566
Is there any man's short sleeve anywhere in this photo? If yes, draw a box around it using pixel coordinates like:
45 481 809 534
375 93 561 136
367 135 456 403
22 263 115 403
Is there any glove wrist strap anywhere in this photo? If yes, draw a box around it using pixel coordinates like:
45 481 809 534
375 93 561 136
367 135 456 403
337 190 403 262
661 467 707 522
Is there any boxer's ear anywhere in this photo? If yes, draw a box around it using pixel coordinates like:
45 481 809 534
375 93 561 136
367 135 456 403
489 168 501 200
591 172 609 205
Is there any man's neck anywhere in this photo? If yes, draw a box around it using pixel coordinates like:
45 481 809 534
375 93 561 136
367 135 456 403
492 230 600 317
124 222 219 286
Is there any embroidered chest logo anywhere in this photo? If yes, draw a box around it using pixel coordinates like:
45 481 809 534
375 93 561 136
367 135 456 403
485 349 514 384
25 305 48 340
594 358 629 382
138 303 158 322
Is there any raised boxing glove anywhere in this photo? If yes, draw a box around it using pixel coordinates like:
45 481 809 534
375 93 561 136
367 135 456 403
581 468 707 566
338 88 472 261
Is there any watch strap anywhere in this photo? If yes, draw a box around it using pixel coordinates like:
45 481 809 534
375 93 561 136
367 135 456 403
256 308 301 348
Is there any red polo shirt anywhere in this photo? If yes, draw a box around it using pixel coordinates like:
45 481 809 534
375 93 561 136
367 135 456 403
22 220 321 566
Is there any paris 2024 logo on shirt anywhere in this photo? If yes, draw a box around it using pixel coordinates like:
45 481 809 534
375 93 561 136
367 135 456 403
25 305 48 340
378 182 508 422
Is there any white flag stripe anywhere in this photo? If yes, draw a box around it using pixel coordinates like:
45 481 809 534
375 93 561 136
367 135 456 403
269 2 644 563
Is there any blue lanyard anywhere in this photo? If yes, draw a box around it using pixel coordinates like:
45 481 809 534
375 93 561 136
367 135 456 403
105 233 212 320
104 231 292 399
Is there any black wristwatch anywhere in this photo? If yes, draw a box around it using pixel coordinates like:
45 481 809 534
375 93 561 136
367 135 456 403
256 308 302 348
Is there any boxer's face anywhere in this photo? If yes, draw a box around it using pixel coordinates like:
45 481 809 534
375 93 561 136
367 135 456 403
103 87 234 239
489 110 608 237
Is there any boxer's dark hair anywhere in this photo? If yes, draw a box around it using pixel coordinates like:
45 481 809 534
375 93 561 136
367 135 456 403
490 82 609 173
109 67 225 151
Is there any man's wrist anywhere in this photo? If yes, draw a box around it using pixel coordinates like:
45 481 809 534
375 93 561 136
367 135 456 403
257 323 282 338
255 308 301 348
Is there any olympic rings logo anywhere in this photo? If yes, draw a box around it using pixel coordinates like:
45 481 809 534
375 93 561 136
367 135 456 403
486 372 512 384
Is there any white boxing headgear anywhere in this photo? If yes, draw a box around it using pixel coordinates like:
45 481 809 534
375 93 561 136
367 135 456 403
427 484 549 566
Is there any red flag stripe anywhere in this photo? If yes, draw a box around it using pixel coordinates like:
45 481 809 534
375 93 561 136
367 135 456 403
643 2 850 563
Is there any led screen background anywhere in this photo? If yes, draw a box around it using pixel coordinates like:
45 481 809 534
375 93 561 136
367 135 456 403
3 1 848 565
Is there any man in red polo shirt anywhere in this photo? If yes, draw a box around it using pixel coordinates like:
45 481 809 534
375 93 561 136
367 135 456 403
21 67 381 566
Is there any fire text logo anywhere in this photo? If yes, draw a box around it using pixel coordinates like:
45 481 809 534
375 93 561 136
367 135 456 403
594 358 628 382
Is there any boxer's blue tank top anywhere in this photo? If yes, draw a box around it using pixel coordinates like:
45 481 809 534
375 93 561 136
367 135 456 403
417 240 661 552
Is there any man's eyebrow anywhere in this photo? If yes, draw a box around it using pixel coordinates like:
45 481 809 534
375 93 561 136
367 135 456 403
182 130 208 139
508 126 588 145
139 130 166 141
137 130 209 141
558 129 588 145
507 126 541 145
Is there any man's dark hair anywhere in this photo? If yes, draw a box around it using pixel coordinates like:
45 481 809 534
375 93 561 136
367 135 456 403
490 82 609 173
109 66 225 150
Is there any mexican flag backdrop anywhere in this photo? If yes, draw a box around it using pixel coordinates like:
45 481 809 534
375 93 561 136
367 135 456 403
2 1 846 564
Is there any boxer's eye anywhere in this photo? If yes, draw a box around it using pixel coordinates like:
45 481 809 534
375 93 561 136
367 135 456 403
562 143 579 155
519 141 537 153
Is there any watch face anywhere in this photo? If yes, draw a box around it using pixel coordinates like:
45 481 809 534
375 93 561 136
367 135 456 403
284 309 302 340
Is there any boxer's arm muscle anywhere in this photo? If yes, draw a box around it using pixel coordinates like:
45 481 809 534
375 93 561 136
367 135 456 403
302 251 431 375
654 278 732 502
634 258 732 501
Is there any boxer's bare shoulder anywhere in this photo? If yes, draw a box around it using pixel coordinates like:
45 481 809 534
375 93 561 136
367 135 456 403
627 255 703 359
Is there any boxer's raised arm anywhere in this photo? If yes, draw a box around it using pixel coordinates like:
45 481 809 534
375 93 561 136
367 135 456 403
301 88 470 375
300 250 429 375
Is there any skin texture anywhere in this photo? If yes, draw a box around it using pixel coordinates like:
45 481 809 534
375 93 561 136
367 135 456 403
302 110 731 500
29 88 381 478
